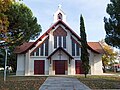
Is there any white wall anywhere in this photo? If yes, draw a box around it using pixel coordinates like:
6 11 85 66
51 50 69 60
93 54 103 75
16 54 25 75
89 50 103 75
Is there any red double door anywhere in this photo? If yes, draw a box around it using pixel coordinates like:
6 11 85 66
34 60 44 75
75 60 84 74
54 60 67 75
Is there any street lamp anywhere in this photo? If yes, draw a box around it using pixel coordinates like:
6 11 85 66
0 40 7 82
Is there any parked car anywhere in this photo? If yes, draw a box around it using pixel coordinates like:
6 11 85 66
0 67 4 70
113 64 120 72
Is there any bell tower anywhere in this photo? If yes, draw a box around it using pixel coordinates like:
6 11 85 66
53 5 67 23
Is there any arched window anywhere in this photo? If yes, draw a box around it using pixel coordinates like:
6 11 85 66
58 13 62 20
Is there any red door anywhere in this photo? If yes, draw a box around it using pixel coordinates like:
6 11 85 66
55 60 66 75
75 60 84 74
34 60 44 75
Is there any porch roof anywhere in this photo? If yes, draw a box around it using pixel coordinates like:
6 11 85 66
47 47 74 59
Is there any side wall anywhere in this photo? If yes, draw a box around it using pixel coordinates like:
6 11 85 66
93 54 103 75
89 50 103 75
16 54 25 75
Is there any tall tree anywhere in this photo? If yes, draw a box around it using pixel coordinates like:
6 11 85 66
0 2 42 71
104 0 120 48
80 15 90 78
5 2 41 46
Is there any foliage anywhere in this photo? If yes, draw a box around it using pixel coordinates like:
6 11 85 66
0 48 5 68
104 0 120 48
0 2 42 72
5 2 42 46
0 0 13 42
100 40 117 72
80 15 90 78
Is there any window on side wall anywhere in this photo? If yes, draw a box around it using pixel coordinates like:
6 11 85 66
72 40 75 56
72 40 80 56
30 38 49 56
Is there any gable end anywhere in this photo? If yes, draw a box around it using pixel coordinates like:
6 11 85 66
53 26 67 36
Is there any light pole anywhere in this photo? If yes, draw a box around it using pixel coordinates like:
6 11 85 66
4 47 7 82
0 41 7 82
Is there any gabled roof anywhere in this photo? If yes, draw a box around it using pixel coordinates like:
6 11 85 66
14 20 105 54
14 42 34 54
47 47 73 59
35 20 81 45
14 20 81 53
88 42 105 54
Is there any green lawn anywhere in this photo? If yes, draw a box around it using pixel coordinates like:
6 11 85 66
77 75 120 89
0 71 120 89
0 71 47 90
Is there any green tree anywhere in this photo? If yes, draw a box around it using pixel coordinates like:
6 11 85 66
104 0 120 48
5 2 41 46
100 40 117 72
0 2 42 72
80 15 90 78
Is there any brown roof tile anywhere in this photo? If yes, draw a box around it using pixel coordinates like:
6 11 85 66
88 42 105 54
14 42 34 54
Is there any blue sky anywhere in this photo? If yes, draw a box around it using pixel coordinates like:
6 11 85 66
22 0 110 41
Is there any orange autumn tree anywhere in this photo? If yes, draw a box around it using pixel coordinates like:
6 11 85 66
0 0 13 42
100 40 117 72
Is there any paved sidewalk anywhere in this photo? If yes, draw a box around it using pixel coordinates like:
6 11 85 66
39 77 91 90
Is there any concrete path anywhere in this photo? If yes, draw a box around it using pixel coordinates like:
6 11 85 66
39 77 91 90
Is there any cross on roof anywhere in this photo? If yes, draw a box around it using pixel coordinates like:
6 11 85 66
58 4 62 9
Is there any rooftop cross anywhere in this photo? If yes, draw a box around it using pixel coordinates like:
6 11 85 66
58 4 62 9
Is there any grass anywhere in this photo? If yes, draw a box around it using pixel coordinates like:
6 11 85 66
0 71 47 90
0 71 120 89
77 75 120 89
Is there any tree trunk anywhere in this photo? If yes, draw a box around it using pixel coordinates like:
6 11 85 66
103 65 106 73
85 73 87 78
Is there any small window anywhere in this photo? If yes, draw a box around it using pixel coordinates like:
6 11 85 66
36 48 39 56
54 36 57 48
58 13 62 20
72 40 75 56
63 36 66 48
40 44 44 56
45 39 48 56
76 44 80 56
59 36 62 47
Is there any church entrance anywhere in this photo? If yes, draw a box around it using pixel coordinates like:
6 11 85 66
53 60 67 75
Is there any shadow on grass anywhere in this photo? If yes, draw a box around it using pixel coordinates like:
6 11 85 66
77 75 120 89
0 71 47 90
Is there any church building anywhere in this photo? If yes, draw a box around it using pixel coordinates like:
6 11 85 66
14 6 104 75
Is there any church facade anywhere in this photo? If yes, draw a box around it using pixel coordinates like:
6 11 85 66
15 6 104 76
